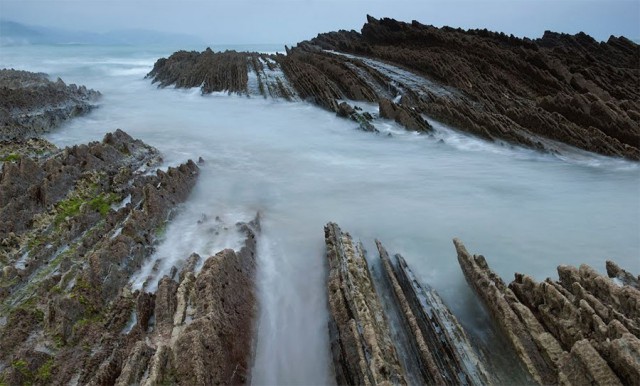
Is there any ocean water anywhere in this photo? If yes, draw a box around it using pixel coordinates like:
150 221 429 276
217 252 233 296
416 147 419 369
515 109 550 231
1 44 639 384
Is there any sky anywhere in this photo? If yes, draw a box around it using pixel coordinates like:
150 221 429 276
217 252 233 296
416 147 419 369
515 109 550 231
0 0 638 45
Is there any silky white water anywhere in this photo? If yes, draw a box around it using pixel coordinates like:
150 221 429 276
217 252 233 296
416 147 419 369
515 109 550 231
2 45 639 384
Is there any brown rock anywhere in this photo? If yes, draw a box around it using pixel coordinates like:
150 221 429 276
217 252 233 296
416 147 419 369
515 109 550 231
454 238 559 384
324 222 407 385
0 69 100 141
459 239 638 385
154 276 179 333
379 98 433 132
171 216 259 385
558 339 623 386
114 341 155 386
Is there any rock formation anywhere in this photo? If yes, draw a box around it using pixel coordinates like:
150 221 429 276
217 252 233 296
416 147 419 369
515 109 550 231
606 260 639 289
147 16 639 160
324 224 494 385
455 238 640 385
0 69 263 385
324 222 407 385
376 240 490 385
0 69 100 141
0 130 205 385
309 16 640 159
147 49 297 100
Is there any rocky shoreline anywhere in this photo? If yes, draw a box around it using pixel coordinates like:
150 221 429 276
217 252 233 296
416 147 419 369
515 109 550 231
0 71 263 385
1 21 638 384
0 127 264 384
147 16 640 160
324 224 639 385
0 69 100 142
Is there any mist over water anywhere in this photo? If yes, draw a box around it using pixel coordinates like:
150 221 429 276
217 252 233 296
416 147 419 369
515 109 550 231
2 45 639 384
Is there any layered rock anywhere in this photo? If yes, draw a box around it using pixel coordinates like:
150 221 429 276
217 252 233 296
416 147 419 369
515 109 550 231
148 16 640 160
97 214 259 386
324 222 407 385
455 238 640 385
147 48 297 99
378 99 433 133
311 16 640 159
0 69 100 141
0 131 202 385
376 240 490 385
324 224 496 385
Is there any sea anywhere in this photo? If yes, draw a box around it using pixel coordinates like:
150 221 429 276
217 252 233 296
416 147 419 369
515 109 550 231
1 43 639 384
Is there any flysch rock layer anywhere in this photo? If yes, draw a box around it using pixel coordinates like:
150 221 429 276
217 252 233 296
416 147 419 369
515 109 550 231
376 240 491 386
147 16 639 160
309 16 640 160
0 69 100 141
0 130 201 385
454 238 639 385
146 48 297 100
324 222 407 385
114 214 260 386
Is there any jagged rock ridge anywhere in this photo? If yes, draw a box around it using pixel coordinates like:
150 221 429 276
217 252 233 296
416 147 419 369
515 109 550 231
454 238 640 385
324 223 491 385
0 130 209 385
375 240 490 385
147 16 639 160
0 69 100 141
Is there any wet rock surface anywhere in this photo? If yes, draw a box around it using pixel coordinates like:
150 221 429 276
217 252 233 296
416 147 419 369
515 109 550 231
0 69 100 141
324 222 407 385
147 48 297 99
324 223 493 386
0 130 205 385
455 238 640 385
148 16 640 160
376 240 490 385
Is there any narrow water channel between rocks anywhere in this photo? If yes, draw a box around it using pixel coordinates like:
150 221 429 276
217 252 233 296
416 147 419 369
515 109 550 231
2 44 638 384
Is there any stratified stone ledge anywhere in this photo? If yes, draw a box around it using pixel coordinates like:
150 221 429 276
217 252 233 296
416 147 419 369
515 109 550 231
324 222 407 385
376 239 490 386
455 238 639 385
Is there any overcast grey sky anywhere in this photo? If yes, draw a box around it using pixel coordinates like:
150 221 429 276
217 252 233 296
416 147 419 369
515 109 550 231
1 0 638 44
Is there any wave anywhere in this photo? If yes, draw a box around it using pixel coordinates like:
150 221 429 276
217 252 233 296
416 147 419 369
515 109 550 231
129 204 252 293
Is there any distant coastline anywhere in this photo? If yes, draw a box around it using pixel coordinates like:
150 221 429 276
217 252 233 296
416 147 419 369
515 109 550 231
0 20 205 46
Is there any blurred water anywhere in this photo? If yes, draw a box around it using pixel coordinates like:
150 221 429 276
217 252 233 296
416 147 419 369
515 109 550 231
1 44 639 384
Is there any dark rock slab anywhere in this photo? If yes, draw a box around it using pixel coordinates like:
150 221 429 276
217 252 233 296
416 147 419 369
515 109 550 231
378 99 433 133
337 101 378 132
376 240 490 385
311 16 640 159
147 17 640 159
606 260 639 289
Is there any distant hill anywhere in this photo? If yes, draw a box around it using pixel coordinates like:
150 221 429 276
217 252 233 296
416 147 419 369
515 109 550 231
0 20 204 46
